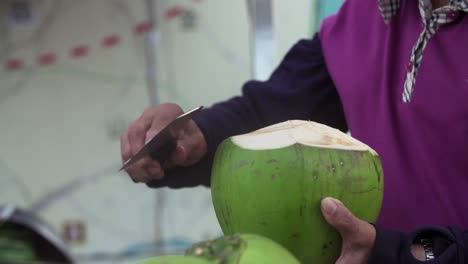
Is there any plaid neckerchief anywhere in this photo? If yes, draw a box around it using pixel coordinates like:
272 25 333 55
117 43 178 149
378 0 468 102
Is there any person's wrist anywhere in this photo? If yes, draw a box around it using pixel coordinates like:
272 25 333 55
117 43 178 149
411 243 427 261
193 121 207 151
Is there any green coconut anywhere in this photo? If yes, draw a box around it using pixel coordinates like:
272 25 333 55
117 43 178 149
138 255 213 264
138 234 299 264
186 233 300 264
211 120 384 264
0 223 38 262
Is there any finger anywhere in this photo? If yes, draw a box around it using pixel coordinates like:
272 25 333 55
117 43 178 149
138 124 172 181
142 157 165 180
126 152 166 182
321 197 376 249
121 130 146 182
126 154 147 179
128 121 151 155
131 158 164 182
121 131 142 182
143 126 168 177
145 125 160 143
120 131 132 164
126 161 149 182
321 197 359 238
149 123 188 169
146 161 165 178
125 120 153 180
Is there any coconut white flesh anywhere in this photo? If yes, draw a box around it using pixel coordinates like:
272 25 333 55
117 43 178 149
232 120 377 154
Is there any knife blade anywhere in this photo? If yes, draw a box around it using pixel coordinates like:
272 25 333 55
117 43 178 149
119 106 204 171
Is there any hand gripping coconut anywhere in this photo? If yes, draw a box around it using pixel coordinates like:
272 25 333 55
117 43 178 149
211 120 384 264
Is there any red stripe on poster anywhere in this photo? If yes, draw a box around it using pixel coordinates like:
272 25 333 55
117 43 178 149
71 45 90 58
102 35 120 48
38 53 57 66
134 21 153 35
165 6 184 21
6 58 24 71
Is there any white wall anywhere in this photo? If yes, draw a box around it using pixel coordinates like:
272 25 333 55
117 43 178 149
0 1 162 262
155 0 316 108
274 0 316 66
0 0 317 263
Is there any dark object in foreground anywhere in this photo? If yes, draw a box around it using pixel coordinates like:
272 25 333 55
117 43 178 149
0 205 74 263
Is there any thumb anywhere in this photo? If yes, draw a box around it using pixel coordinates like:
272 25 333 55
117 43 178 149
170 143 189 166
321 197 377 264
170 136 202 166
321 197 360 239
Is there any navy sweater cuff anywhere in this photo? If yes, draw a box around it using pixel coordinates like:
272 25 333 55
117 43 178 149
369 225 466 264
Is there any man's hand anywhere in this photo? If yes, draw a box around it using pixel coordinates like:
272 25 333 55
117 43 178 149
321 197 428 263
120 103 207 183
321 197 376 264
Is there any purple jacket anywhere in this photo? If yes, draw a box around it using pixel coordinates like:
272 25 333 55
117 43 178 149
146 0 468 262
320 0 468 233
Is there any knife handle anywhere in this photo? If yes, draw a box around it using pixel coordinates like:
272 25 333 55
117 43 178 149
149 140 178 164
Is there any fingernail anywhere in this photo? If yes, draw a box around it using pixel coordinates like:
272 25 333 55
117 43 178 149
321 197 338 216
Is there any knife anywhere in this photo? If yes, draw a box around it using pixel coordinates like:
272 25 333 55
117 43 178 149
119 106 204 171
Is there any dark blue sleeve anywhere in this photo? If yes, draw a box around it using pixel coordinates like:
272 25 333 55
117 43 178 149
369 225 468 264
147 33 347 189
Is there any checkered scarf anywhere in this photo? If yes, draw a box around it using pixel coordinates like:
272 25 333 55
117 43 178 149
378 0 468 102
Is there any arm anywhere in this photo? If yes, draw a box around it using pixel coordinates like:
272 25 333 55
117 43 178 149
148 33 348 188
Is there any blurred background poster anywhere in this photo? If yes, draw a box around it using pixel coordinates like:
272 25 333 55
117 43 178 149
0 0 343 263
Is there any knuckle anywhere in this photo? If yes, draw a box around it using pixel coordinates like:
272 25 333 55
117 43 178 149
160 102 182 111
131 176 141 183
129 171 147 183
174 145 187 164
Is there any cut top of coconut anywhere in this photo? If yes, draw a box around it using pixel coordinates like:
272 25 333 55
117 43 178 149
231 120 377 154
